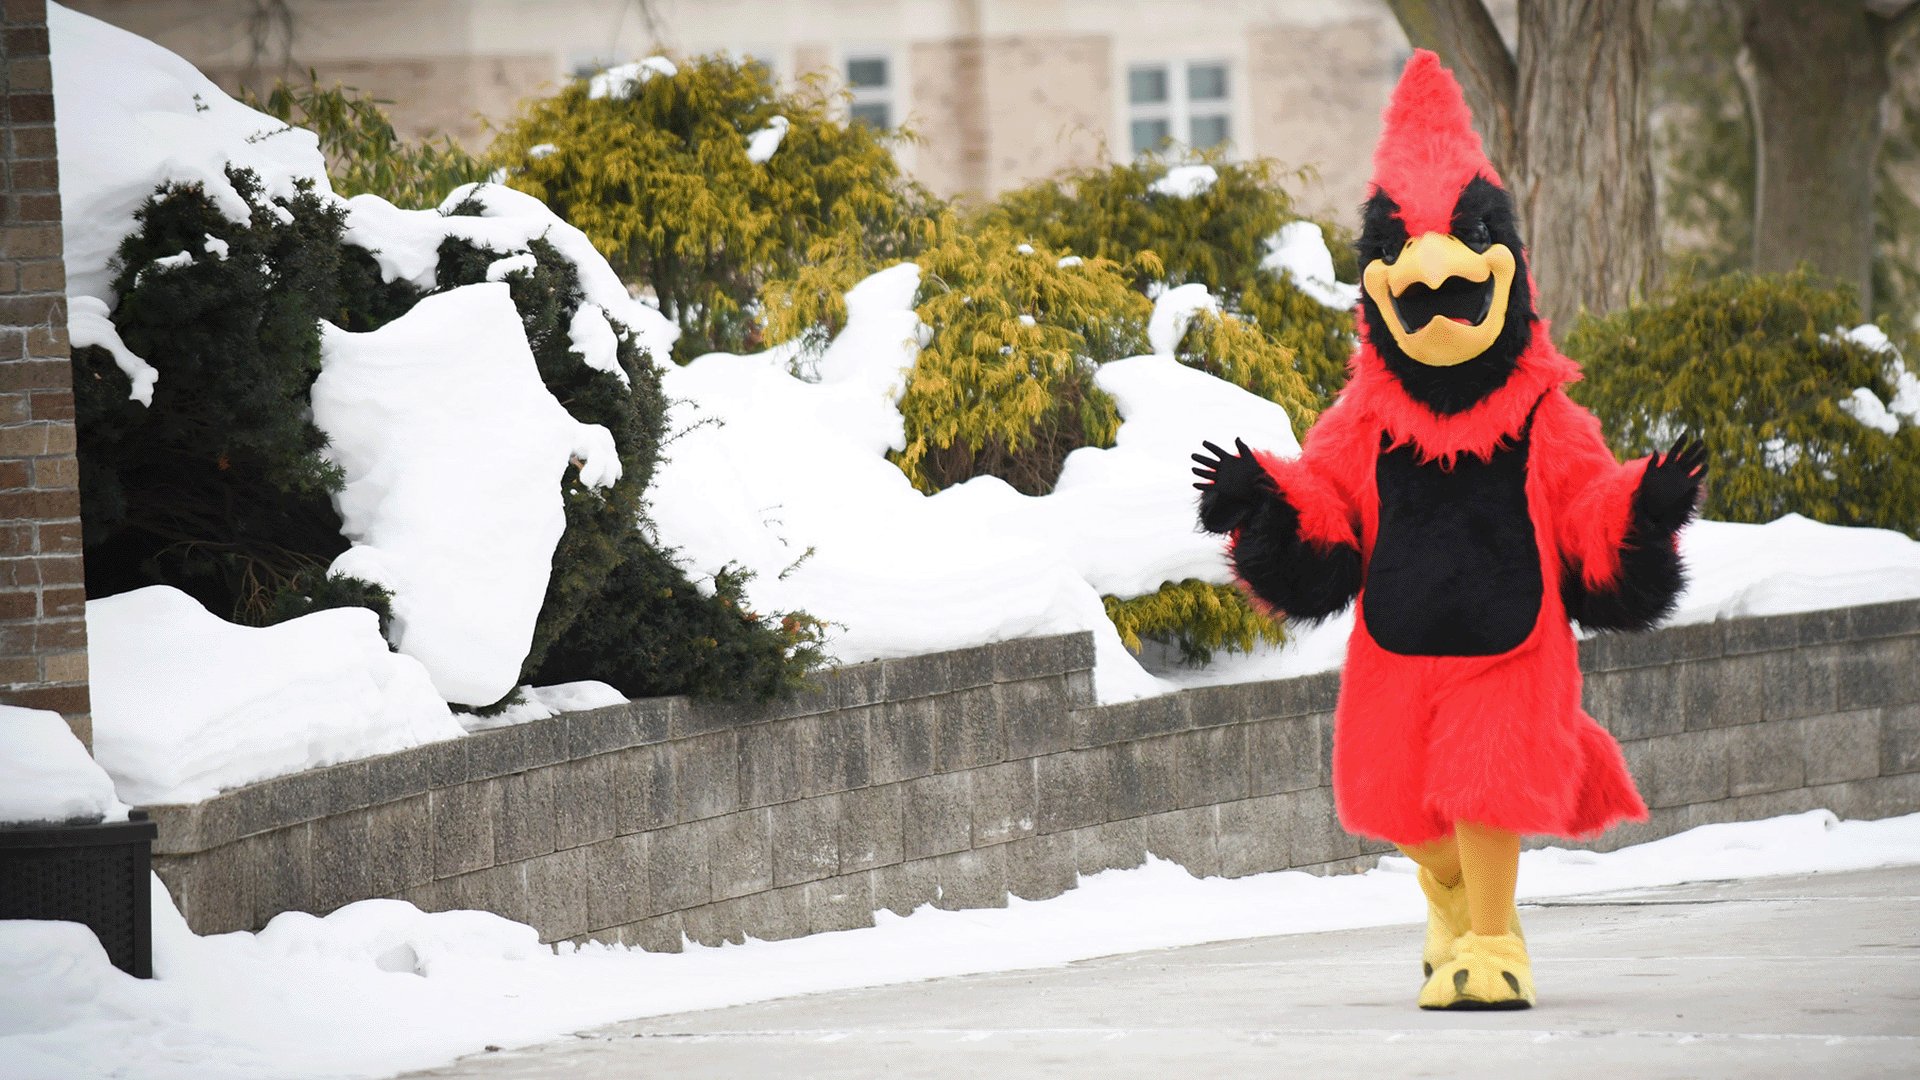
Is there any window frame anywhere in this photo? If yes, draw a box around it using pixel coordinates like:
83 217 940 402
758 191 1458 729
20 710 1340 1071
1123 56 1236 158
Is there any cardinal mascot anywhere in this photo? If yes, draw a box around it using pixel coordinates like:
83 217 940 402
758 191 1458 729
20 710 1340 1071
1192 51 1706 1010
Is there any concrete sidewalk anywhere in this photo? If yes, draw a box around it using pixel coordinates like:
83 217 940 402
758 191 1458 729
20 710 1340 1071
409 864 1920 1079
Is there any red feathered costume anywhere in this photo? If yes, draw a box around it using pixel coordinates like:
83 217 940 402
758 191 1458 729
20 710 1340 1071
1197 53 1697 850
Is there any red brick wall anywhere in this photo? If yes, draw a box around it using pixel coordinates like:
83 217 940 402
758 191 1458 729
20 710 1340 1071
1 0 90 746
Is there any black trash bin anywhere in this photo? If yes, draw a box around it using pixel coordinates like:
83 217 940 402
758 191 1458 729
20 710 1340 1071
0 810 158 977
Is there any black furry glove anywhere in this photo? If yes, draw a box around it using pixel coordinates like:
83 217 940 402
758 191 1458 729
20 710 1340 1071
1192 438 1276 534
1635 436 1708 535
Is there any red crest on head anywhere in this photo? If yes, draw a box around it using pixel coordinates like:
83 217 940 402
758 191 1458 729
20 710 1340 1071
1370 49 1501 236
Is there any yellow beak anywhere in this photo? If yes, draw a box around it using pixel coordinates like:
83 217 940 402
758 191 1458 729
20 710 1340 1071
1361 233 1515 367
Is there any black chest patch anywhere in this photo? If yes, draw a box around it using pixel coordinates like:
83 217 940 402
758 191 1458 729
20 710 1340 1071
1364 433 1543 656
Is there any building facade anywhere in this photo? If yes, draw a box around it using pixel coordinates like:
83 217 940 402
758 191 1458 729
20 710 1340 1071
63 0 1423 218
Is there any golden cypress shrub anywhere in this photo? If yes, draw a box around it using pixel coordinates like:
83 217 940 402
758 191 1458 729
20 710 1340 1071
895 216 1155 494
1104 579 1285 665
489 55 931 361
1565 270 1920 538
989 153 1358 408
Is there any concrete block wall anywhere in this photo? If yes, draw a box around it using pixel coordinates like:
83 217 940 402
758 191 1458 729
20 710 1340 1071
1578 600 1920 850
0 0 89 743
147 598 1920 949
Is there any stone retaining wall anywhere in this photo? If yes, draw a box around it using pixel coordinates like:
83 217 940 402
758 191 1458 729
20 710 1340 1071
148 599 1920 949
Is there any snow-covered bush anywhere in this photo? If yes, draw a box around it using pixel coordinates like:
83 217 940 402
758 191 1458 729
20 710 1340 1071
1566 270 1920 538
488 53 932 362
74 168 354 616
987 153 1358 406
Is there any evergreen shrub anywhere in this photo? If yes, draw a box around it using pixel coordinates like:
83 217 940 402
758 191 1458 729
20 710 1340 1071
1565 270 1920 538
489 54 933 362
74 168 352 618
988 154 1358 406
246 75 489 210
1103 579 1285 665
895 216 1154 495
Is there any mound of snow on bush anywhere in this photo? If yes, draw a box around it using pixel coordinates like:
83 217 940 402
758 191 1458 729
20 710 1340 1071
1262 220 1361 310
341 182 676 369
650 265 1301 702
314 284 623 706
87 587 462 805
48 3 329 304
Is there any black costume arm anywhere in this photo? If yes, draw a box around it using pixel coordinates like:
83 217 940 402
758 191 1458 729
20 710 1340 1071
1563 437 1706 633
1193 439 1362 622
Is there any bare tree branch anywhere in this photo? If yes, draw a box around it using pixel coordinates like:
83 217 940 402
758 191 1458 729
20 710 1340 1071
1384 0 1520 181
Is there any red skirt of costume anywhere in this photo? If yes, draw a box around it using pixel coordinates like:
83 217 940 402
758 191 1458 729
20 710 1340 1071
1331 587 1646 848
1257 342 1650 848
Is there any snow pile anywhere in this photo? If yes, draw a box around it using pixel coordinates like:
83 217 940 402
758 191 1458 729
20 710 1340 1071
651 268 1299 702
1833 323 1920 435
587 56 678 100
745 115 789 163
47 4 329 305
1149 163 1218 198
314 284 623 706
65 295 156 406
0 707 131 825
0 809 1915 1079
457 680 628 733
86 587 462 806
1262 220 1362 310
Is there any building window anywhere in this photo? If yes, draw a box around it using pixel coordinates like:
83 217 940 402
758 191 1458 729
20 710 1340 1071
847 54 891 130
1128 60 1232 156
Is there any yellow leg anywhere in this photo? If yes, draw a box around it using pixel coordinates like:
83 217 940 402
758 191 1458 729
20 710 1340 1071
1416 819 1534 1009
1455 819 1520 937
1397 836 1465 977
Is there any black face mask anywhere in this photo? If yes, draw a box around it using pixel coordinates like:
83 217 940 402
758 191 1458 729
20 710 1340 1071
1355 177 1536 416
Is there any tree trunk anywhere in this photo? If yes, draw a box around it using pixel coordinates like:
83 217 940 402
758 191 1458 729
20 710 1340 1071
1384 0 1521 181
1742 0 1898 313
1386 0 1659 337
1514 0 1660 335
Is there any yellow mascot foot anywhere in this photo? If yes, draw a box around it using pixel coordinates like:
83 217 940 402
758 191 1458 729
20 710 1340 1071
1415 869 1527 978
1418 931 1535 1010
1416 867 1471 978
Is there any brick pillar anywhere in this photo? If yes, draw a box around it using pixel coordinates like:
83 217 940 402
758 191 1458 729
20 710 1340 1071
0 0 90 746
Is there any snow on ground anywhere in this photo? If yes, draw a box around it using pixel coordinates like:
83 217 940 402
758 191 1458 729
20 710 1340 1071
314 284 623 707
0 706 130 825
85 587 462 806
1 809 1915 1080
650 266 1301 703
